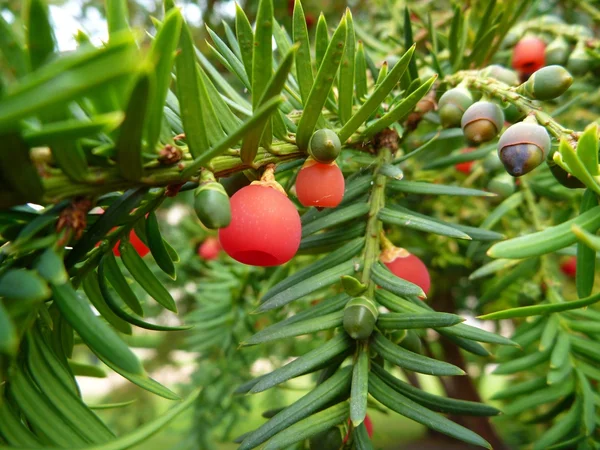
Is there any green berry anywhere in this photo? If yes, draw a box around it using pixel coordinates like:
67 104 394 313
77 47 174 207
567 42 593 76
545 36 570 66
479 65 520 86
194 181 232 229
487 173 516 198
518 65 573 100
398 329 422 354
343 296 378 340
438 87 474 128
308 129 342 163
461 101 505 144
497 121 551 177
482 150 504 172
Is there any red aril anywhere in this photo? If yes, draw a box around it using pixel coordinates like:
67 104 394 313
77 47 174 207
296 158 345 208
113 230 149 258
219 167 301 267
512 36 546 77
381 246 431 296
455 148 476 174
560 256 576 278
198 237 221 261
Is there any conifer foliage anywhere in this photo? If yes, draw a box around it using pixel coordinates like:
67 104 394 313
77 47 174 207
0 0 599 449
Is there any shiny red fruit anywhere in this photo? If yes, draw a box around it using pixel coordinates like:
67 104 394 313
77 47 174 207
198 237 221 261
296 160 345 208
383 249 431 296
218 185 301 266
455 148 476 174
343 415 373 443
560 256 576 278
113 230 149 258
512 36 546 76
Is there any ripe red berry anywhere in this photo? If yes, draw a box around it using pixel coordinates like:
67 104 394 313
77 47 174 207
381 247 431 296
560 256 576 278
296 159 345 208
219 184 301 266
198 237 221 261
512 36 546 77
113 230 150 258
455 148 476 174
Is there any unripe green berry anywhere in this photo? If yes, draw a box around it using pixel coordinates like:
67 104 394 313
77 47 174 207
308 129 342 163
438 87 474 128
517 65 573 100
399 329 422 354
503 103 526 123
461 101 504 144
545 36 570 66
487 173 516 198
482 150 504 172
567 42 593 76
479 65 520 86
343 296 378 340
497 121 551 177
194 181 232 229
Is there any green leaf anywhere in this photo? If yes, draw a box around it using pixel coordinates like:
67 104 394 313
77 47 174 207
145 8 182 152
52 281 143 375
82 271 133 335
490 376 548 401
0 132 44 203
263 402 349 450
181 96 282 177
0 301 17 355
206 27 250 90
371 262 425 297
469 258 523 280
338 45 414 143
240 45 296 164
250 333 353 393
243 310 343 346
302 203 370 237
235 4 254 83
116 71 151 181
576 190 598 298
34 248 68 285
379 207 472 240
539 314 559 351
575 369 595 436
251 0 273 146
99 257 190 332
118 239 176 312
372 363 500 416
350 343 369 426
576 123 599 176
0 14 28 78
200 67 242 134
106 0 130 37
369 374 490 448
403 7 418 80
353 421 374 450
296 15 347 150
555 137 600 196
263 237 364 302
0 34 137 131
176 21 208 158
371 331 465 376
339 9 356 125
493 348 552 375
571 223 600 251
85 390 198 450
23 112 124 147
256 259 359 313
387 181 494 197
100 251 144 316
488 205 600 259
363 75 436 137
355 41 368 101
377 312 464 330
293 0 314 106
315 13 329 69
0 268 50 302
239 367 352 450
423 143 495 170
25 0 56 70
532 398 580 450
145 212 176 280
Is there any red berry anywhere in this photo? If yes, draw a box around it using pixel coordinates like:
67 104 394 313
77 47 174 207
218 184 301 266
512 36 546 76
198 237 221 260
455 148 476 174
343 414 373 443
296 159 345 208
560 256 576 278
113 230 149 258
382 248 431 296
